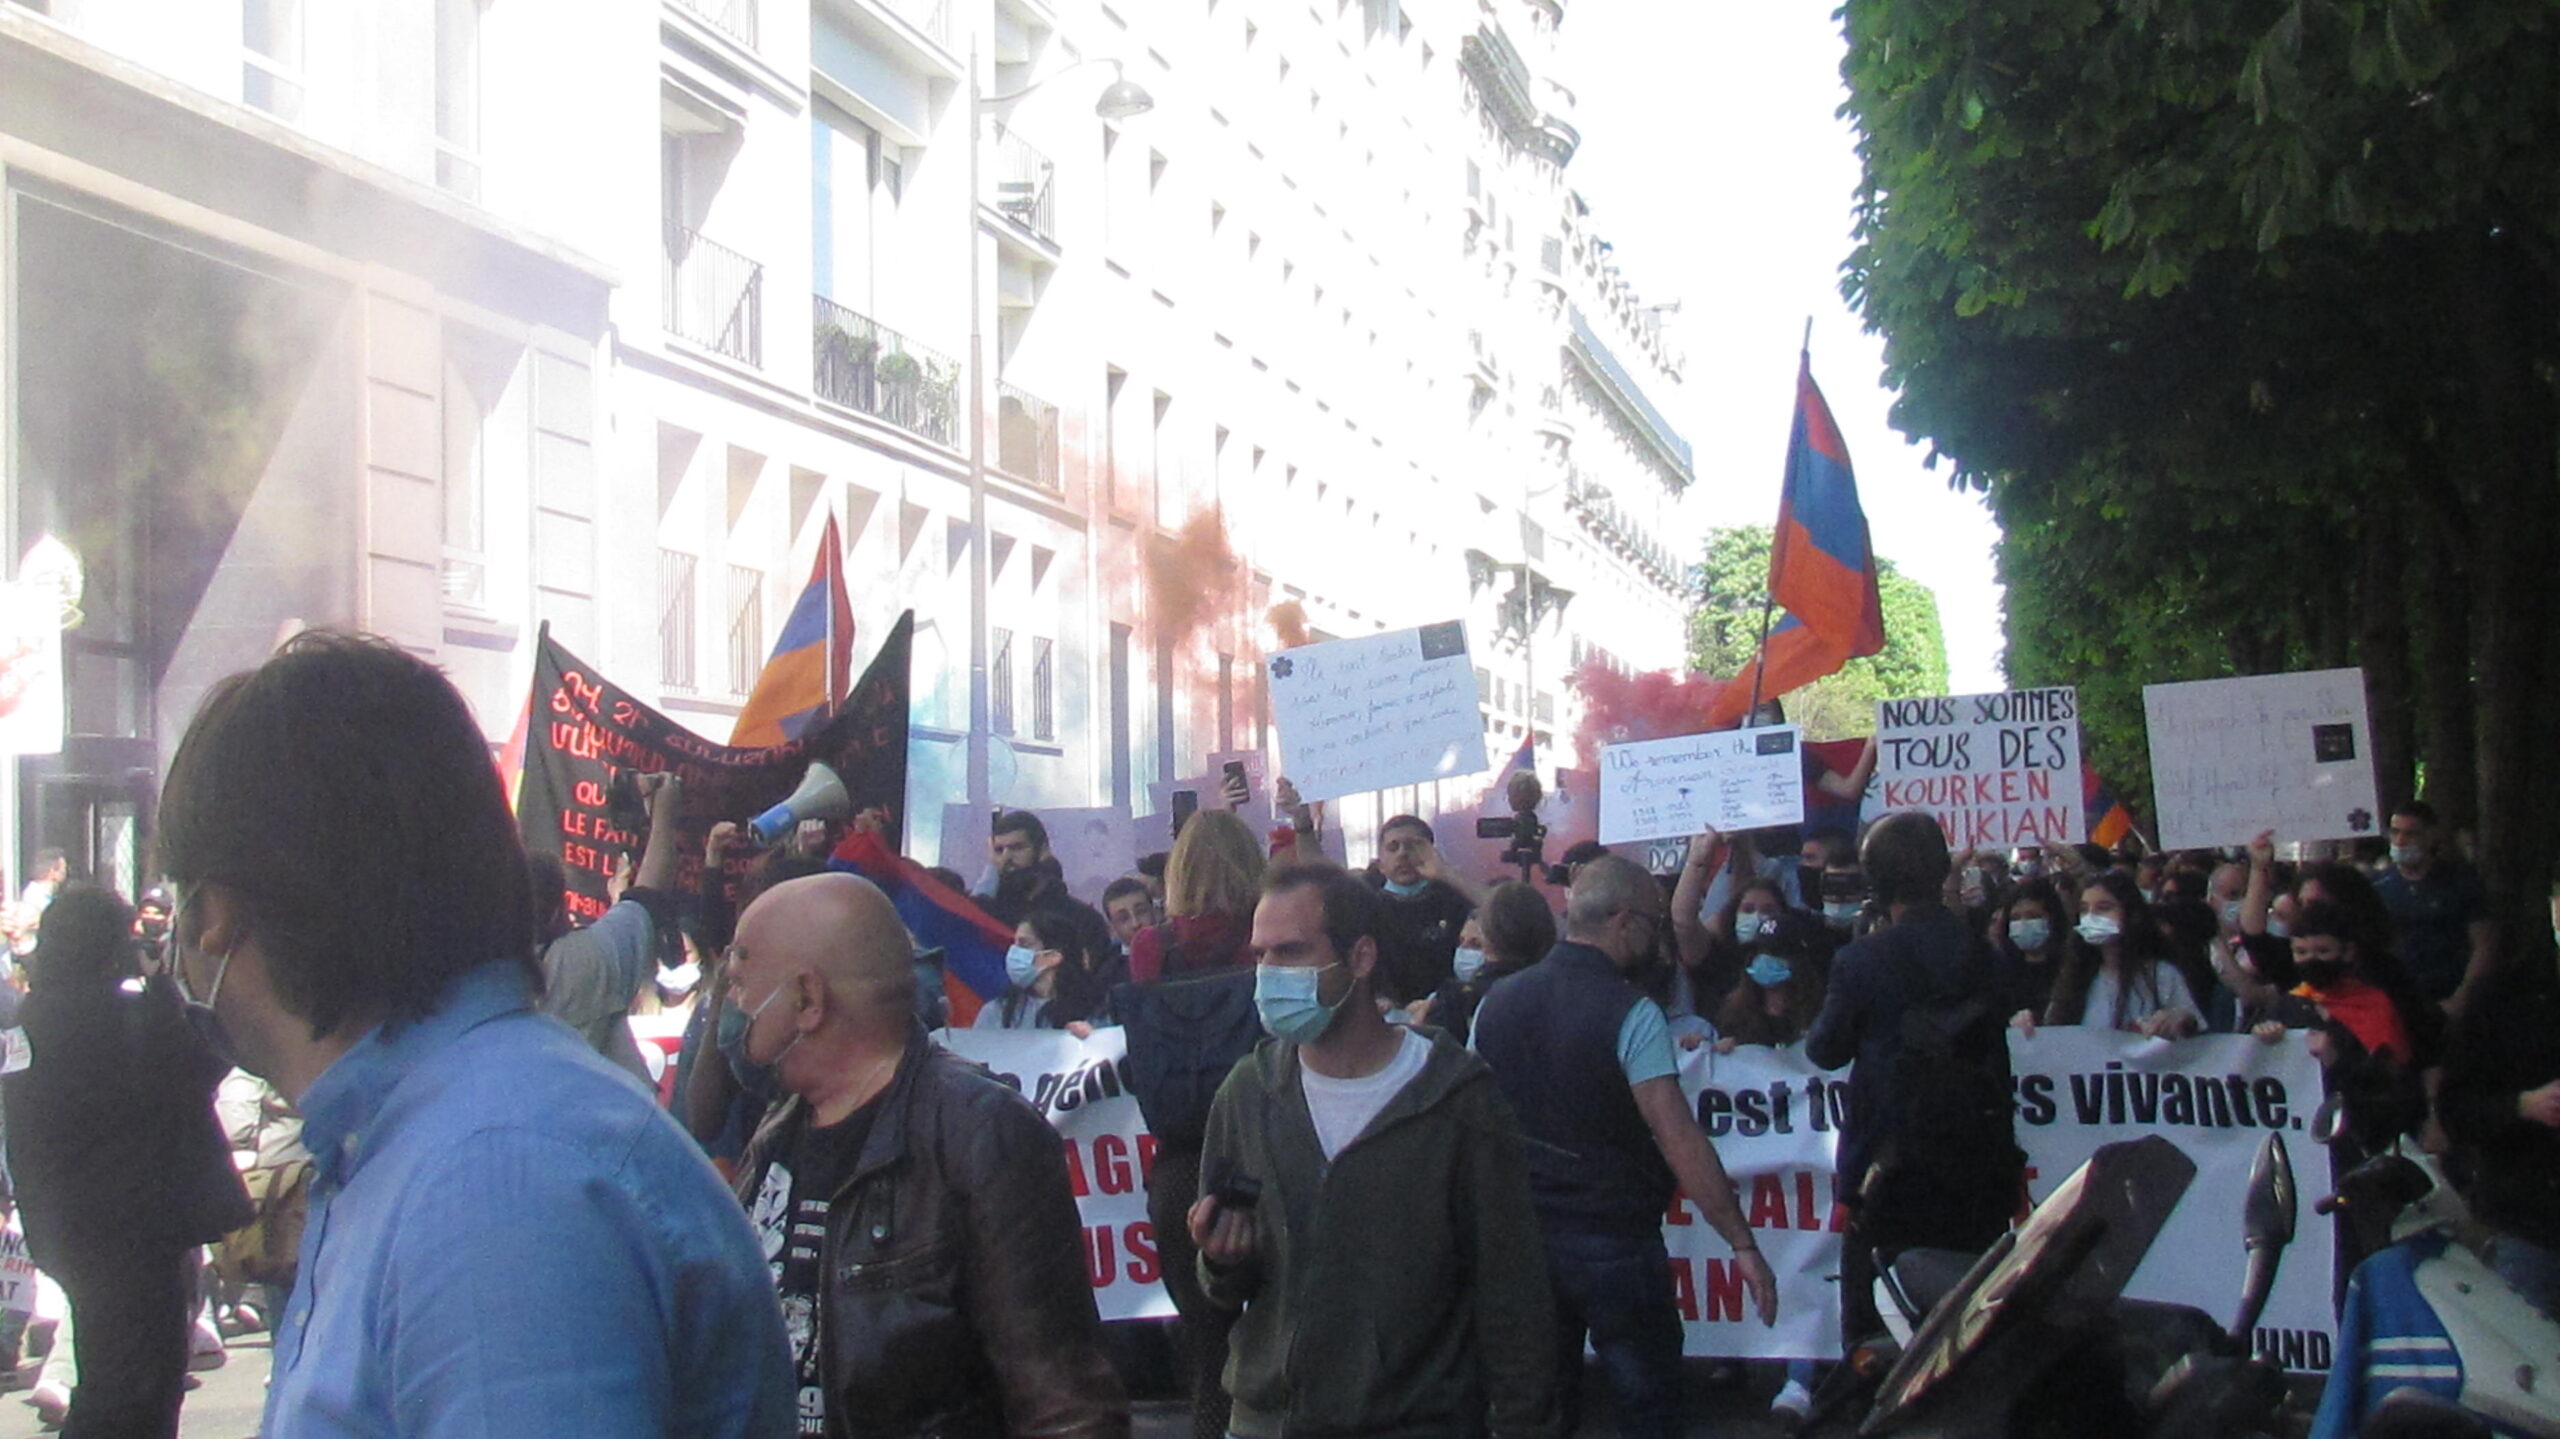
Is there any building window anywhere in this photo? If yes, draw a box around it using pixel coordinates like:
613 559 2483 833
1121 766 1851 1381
435 0 482 199
726 566 764 695
242 0 304 119
440 330 516 612
992 627 1016 736
1031 636 1055 742
659 549 699 693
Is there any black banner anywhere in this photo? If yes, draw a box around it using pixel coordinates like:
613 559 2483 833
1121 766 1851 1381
518 613 912 923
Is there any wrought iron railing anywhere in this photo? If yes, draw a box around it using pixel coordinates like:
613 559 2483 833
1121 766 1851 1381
985 123 1057 243
659 549 698 693
993 380 1062 492
664 225 764 366
812 296 961 446
726 565 763 695
671 0 758 48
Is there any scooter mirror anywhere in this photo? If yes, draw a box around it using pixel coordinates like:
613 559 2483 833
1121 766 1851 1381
2241 1132 2296 1251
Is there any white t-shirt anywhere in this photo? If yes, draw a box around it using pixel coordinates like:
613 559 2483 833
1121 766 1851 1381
1299 1027 1432 1161
2078 959 2204 1033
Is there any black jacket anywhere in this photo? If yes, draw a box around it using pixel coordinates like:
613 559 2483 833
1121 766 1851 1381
733 1025 1128 1438
2438 973 2560 1250
2 973 250 1271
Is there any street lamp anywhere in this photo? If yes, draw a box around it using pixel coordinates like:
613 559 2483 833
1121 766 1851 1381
966 44 1154 814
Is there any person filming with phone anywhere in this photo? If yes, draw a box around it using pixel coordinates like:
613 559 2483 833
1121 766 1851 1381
1189 863 1558 1439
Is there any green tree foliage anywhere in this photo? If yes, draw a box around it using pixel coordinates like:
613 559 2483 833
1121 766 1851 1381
1838 0 2559 933
1689 525 1949 740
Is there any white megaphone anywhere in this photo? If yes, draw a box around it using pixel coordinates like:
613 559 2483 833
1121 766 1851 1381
749 762 851 847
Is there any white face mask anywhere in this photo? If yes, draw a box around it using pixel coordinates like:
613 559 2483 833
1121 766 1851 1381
2076 914 2122 946
2008 918 2050 952
1451 947 1487 984
1734 911 1770 943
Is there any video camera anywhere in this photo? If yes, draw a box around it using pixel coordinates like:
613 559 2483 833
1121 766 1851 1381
1474 770 1563 885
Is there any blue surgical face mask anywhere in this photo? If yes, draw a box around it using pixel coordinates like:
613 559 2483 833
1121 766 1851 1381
2076 914 2122 946
2265 917 2291 940
1734 911 1770 943
1254 961 1346 1045
1451 947 1487 985
1745 954 1793 988
1823 901 1861 931
718 978 800 1100
2219 900 2245 931
2009 918 2051 953
2389 843 2425 869
1005 944 1042 988
1382 877 1430 899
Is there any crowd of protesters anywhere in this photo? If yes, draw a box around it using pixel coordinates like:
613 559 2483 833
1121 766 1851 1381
0 635 2555 1438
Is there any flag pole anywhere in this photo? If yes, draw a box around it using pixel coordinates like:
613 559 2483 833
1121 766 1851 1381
1745 321 1815 721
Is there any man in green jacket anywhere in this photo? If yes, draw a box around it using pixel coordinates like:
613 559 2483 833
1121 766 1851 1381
1188 864 1558 1439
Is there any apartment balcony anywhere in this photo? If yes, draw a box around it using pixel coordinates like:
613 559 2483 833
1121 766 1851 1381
664 225 764 367
670 0 758 49
994 381 1062 493
813 296 961 448
983 123 1058 249
1566 470 1688 598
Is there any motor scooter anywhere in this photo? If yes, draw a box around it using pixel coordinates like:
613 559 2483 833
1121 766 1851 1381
2311 1151 2560 1438
1803 1130 2298 1438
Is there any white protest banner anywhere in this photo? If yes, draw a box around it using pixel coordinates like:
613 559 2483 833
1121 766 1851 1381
1599 725 1805 844
2144 667 2380 852
1666 1042 1847 1359
2007 1026 2336 1372
947 1024 2334 1373
1671 1027 2333 1370
1268 621 1490 802
1874 689 2084 849
936 1026 1175 1322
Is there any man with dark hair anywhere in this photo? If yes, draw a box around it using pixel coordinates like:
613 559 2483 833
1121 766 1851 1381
155 631 792 1437
982 809 1072 928
1102 875 1162 951
2375 800 2496 1015
1367 815 1483 1005
727 872 1126 1437
1806 810 2022 1351
532 771 684 1082
1473 855 1774 1438
1189 864 1557 1438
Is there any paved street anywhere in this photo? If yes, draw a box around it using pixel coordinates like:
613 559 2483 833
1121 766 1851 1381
0 1336 1803 1438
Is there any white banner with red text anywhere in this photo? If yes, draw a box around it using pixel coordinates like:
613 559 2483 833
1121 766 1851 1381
940 1025 2333 1369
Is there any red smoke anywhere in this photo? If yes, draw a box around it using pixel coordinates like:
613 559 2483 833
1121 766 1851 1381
1569 660 1738 768
1266 600 1310 650
1145 512 1243 650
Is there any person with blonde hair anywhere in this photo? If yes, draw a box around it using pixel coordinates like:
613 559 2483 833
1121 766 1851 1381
1125 807 1267 1439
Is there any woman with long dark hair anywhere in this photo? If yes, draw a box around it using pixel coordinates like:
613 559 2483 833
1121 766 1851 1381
976 902 1119 1033
1993 877 2069 1030
2045 870 2203 1037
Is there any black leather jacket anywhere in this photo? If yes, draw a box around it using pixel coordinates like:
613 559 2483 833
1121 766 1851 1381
734 1025 1128 1438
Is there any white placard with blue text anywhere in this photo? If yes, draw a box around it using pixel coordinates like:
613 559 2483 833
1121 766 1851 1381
1268 622 1490 802
1599 725 1805 844
2143 668 2380 852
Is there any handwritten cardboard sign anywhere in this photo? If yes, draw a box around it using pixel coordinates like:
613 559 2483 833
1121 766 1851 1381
1599 725 1805 844
1875 688 2084 849
2143 668 2379 851
1269 621 1490 802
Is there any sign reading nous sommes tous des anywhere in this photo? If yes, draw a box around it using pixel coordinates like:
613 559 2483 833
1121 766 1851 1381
1874 687 2084 849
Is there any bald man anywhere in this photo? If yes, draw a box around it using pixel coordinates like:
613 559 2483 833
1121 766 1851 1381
725 874 1128 1439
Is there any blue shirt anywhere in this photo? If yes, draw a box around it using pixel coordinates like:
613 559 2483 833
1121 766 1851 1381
265 962 794 1438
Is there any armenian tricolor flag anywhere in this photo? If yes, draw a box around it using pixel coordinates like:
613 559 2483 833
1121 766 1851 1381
731 514 855 749
1708 354 1887 726
827 830 1011 1027
2083 766 2138 850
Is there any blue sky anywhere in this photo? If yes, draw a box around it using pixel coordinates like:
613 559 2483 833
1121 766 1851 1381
1555 3 2007 694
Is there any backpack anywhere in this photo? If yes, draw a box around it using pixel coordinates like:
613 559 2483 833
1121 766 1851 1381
1858 927 2025 1247
1112 968 1262 1150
